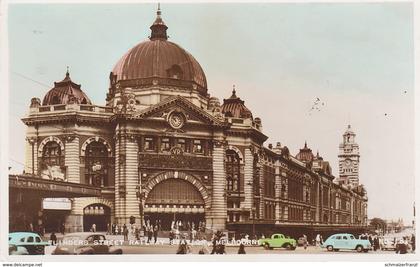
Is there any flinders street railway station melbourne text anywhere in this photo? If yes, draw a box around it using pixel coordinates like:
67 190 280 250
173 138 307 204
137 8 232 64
9 7 368 238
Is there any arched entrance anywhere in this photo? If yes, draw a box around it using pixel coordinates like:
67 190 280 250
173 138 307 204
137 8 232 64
145 178 205 230
83 204 111 232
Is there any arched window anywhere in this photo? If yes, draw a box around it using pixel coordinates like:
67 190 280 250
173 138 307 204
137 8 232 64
41 141 62 168
85 141 109 187
167 64 183 79
226 150 240 192
51 95 61 105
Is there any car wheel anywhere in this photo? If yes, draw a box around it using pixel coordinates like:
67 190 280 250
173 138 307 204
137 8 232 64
356 245 363 252
264 243 270 250
363 249 369 253
284 243 291 250
290 246 296 251
333 249 339 252
327 245 333 252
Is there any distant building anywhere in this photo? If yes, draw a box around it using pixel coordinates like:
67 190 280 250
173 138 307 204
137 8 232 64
337 125 360 188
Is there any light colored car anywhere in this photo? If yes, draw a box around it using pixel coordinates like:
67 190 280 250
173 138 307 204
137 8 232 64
9 232 49 255
380 238 396 251
322 233 371 252
52 232 123 255
258 234 297 250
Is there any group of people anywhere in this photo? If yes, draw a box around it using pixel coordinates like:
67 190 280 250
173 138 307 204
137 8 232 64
170 220 206 232
359 232 381 251
107 221 161 243
393 234 416 254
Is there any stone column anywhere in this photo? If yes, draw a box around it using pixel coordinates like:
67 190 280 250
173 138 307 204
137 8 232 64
243 148 253 210
114 124 124 224
210 140 226 230
66 198 83 232
114 124 139 225
64 135 80 183
25 136 37 175
124 135 140 223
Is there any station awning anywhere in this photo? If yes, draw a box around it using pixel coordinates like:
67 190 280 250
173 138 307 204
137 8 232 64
9 174 102 198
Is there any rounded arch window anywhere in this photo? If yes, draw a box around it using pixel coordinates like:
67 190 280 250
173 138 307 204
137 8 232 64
167 64 184 80
85 141 110 187
41 141 62 168
51 95 61 105
226 149 240 192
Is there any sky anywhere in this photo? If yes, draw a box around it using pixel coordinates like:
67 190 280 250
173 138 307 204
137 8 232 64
7 2 414 223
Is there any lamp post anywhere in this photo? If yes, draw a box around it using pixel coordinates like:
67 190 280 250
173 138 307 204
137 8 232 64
135 185 144 229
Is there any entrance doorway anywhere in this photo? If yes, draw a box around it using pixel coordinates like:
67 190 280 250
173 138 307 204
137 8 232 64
83 204 111 232
144 212 205 230
145 178 206 231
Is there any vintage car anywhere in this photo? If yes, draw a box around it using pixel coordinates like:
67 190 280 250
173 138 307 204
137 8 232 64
52 232 123 255
322 233 371 252
380 238 396 251
258 234 297 250
9 232 49 255
9 244 29 255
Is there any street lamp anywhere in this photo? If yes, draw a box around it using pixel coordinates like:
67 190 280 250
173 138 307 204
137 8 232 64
135 185 144 229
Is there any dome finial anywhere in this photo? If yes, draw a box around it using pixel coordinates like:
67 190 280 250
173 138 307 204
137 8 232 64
150 3 168 40
63 66 71 81
232 84 237 97
304 141 308 148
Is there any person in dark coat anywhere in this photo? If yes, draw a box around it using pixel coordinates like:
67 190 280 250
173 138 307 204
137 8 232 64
111 223 116 235
153 225 159 244
50 232 57 245
238 243 246 254
411 234 416 252
373 236 380 251
147 225 153 244
123 224 129 242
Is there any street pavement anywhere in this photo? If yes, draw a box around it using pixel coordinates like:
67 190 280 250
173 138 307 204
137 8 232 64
44 233 406 255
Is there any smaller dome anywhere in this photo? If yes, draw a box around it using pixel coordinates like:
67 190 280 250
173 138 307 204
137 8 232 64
42 70 92 106
296 141 314 163
221 86 253 119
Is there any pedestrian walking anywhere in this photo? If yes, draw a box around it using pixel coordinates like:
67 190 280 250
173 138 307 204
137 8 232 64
238 243 246 254
147 225 153 244
153 225 159 243
411 234 416 252
315 234 321 248
169 229 175 245
91 223 96 232
123 224 129 242
374 236 380 251
50 232 57 245
302 234 308 250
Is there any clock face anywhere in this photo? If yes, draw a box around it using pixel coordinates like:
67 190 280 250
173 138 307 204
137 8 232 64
168 112 185 129
345 159 352 166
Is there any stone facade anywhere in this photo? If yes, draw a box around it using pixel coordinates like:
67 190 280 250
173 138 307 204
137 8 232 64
20 7 368 235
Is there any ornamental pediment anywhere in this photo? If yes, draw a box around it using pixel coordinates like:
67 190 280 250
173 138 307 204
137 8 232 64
128 96 228 128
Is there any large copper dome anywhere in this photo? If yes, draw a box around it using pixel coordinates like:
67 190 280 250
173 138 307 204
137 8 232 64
111 7 207 95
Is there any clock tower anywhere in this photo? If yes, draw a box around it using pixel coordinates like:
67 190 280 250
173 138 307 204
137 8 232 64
337 125 360 187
